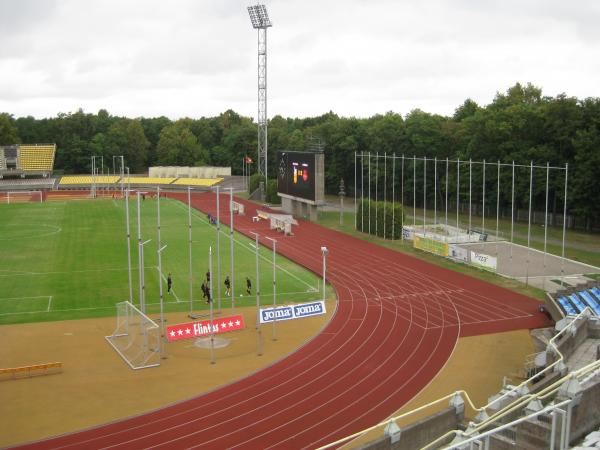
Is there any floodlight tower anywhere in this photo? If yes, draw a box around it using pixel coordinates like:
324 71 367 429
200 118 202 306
247 4 272 192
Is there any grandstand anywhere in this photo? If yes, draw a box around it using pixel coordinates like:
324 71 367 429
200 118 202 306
0 144 56 178
551 284 600 318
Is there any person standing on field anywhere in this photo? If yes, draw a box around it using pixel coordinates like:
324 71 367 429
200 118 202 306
167 273 172 294
246 277 252 295
224 275 231 296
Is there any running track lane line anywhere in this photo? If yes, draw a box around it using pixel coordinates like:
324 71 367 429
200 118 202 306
19 192 550 449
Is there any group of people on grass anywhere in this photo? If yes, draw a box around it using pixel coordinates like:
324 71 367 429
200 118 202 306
166 271 252 304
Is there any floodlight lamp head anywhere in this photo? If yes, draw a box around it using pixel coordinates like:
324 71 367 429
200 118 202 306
247 4 272 29
321 246 329 256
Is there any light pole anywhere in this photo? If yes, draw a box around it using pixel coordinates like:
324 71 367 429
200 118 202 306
265 236 277 341
157 244 167 359
321 246 329 302
125 166 130 192
250 232 262 356
136 192 143 309
187 187 194 317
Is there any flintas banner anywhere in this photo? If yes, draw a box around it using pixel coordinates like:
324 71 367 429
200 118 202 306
166 315 245 342
259 301 326 324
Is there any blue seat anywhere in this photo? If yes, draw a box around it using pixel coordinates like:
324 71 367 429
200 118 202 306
590 287 600 300
569 294 587 313
579 290 600 316
557 297 577 316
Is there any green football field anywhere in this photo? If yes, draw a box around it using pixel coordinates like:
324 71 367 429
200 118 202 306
0 197 322 325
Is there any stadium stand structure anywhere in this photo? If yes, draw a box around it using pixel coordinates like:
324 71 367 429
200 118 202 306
0 144 56 178
59 175 120 185
171 177 223 186
547 282 600 319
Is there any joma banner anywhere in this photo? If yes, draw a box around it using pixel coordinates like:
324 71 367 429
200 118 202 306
259 301 326 324
166 315 245 342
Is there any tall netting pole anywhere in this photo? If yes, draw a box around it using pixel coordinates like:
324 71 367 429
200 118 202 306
368 152 371 235
456 158 460 239
354 152 357 230
413 155 416 228
229 187 235 312
510 161 515 266
188 187 193 317
401 155 404 241
375 152 379 237
543 162 549 291
482 160 486 235
384 152 387 239
561 164 569 287
526 161 533 287
216 186 221 313
360 153 364 232
445 157 449 230
209 246 215 364
496 161 500 255
468 159 472 236
423 157 427 236
434 157 437 227
137 192 143 309
125 189 133 302
392 154 395 240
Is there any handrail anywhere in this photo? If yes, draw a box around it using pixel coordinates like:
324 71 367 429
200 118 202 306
318 307 593 449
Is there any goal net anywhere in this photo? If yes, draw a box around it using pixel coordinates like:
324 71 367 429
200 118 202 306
105 301 161 370
5 190 43 204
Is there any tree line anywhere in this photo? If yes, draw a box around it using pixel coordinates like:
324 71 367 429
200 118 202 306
0 83 598 230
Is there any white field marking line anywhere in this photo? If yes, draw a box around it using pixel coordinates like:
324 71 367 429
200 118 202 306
0 295 52 316
0 224 62 241
171 199 318 292
0 265 156 278
156 267 182 303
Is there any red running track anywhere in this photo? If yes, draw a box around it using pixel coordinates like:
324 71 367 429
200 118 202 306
20 192 551 450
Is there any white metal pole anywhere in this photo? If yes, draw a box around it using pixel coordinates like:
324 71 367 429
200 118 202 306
354 152 357 231
375 152 378 236
188 187 193 316
140 238 151 314
526 161 533 286
445 157 448 230
216 186 221 313
209 246 215 364
252 232 262 356
157 186 161 252
401 155 404 241
482 160 486 235
392 154 395 240
368 152 371 235
321 248 328 302
265 236 277 341
510 161 515 266
125 189 133 302
423 157 426 235
469 159 472 235
456 158 460 237
561 164 568 287
413 155 416 228
543 162 549 291
137 192 142 309
158 244 167 359
229 187 235 312
496 161 500 254
434 157 437 226
361 153 364 232
384 152 387 239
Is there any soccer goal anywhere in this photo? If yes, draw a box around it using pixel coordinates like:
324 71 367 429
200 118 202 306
5 190 43 204
105 301 161 370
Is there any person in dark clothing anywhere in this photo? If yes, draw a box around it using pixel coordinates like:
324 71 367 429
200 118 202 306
206 270 210 283
224 276 231 296
205 284 212 304
201 282 207 299
167 273 172 294
246 277 252 295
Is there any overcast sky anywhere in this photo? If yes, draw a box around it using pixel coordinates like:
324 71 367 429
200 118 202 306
1 0 599 120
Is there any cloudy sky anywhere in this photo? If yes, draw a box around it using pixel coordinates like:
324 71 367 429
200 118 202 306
1 0 599 120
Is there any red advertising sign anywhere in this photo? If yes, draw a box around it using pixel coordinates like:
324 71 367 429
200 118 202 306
166 315 245 342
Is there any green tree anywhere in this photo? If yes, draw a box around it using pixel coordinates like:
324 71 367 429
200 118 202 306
156 124 207 166
0 113 20 145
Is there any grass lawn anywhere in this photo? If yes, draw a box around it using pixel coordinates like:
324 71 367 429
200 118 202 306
0 198 322 325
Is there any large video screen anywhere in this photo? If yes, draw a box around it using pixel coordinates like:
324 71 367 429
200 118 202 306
277 151 316 202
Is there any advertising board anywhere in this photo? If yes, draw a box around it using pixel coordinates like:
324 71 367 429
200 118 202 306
259 301 326 324
166 315 245 342
414 236 449 257
470 251 497 272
